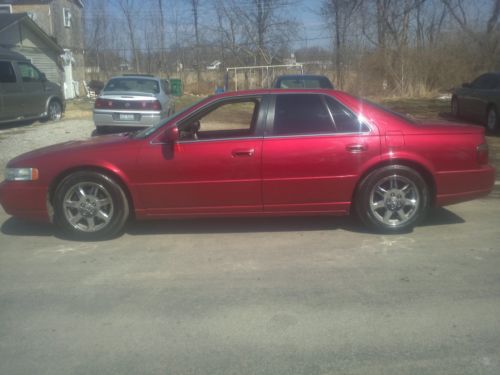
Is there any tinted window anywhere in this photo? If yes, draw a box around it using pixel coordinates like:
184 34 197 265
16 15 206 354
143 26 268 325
326 97 370 133
18 62 41 82
277 77 333 89
273 94 334 135
471 74 494 89
0 61 16 83
104 78 160 94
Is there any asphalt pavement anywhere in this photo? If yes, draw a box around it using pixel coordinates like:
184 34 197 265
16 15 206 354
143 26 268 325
1 193 499 374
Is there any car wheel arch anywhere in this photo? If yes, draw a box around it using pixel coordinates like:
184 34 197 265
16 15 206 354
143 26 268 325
47 166 136 219
351 158 436 209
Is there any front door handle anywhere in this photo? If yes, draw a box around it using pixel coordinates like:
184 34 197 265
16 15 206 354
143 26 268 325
232 149 255 157
346 144 367 153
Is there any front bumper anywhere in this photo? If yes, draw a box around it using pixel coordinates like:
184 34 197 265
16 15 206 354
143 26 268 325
0 180 50 222
93 110 162 128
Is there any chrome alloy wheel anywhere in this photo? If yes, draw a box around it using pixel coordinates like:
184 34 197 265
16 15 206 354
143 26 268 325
62 182 114 232
48 101 62 121
369 174 420 227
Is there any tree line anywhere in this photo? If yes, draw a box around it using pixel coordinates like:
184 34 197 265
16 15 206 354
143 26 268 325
84 0 500 96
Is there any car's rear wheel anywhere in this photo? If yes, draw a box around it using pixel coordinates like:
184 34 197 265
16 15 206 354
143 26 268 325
54 171 129 239
355 165 429 232
486 105 499 133
451 96 460 118
47 99 63 121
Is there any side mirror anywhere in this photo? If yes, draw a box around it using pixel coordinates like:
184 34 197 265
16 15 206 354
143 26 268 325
163 126 179 143
462 82 471 88
40 73 47 81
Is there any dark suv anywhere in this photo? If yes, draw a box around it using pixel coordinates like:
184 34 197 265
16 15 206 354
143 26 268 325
273 74 334 89
0 48 64 124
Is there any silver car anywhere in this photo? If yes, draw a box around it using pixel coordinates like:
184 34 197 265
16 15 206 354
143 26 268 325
93 75 174 133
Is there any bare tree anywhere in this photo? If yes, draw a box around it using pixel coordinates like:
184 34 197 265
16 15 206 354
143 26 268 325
115 0 141 72
322 0 362 89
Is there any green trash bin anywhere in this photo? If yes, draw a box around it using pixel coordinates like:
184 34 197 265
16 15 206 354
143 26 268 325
170 78 183 96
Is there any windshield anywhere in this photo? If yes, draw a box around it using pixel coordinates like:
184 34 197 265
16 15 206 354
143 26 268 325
104 78 160 94
133 97 207 138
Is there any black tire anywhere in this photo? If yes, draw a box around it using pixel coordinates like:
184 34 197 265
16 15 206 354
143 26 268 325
355 165 429 233
47 99 63 121
93 126 108 136
486 105 499 133
53 171 129 240
451 96 460 118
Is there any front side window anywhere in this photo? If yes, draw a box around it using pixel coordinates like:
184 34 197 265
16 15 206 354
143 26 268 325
179 98 260 140
273 94 334 135
0 61 17 83
17 62 41 82
471 74 492 89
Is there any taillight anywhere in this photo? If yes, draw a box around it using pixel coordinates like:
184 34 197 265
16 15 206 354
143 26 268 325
94 98 113 109
142 100 161 111
477 143 489 165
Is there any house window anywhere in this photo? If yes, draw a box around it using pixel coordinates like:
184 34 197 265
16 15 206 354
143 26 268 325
0 4 13 14
63 8 71 27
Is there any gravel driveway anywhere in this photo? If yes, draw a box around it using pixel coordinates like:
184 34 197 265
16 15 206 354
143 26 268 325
0 119 94 171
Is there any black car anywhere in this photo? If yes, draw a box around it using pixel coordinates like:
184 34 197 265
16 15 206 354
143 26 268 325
451 72 500 133
273 74 334 89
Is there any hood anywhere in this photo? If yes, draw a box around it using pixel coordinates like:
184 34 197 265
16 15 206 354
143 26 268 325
8 133 134 167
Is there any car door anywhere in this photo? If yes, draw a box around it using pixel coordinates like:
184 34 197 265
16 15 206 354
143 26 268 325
464 74 493 119
0 60 24 122
135 95 267 215
15 61 46 117
262 93 380 213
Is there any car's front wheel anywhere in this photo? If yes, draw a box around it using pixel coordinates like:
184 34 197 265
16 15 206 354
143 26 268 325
486 106 499 133
355 165 429 232
53 171 129 239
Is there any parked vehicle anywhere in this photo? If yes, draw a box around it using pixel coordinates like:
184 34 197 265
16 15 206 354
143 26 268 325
0 89 494 239
273 74 334 89
93 74 174 134
0 48 64 124
451 72 500 133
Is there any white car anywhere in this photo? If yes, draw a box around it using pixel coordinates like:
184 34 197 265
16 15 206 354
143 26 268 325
93 75 175 134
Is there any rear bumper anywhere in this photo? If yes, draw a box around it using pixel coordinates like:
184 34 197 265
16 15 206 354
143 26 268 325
93 110 162 128
0 180 50 222
435 165 496 206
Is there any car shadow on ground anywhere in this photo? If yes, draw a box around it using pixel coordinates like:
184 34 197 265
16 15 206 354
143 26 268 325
0 119 36 131
0 207 465 239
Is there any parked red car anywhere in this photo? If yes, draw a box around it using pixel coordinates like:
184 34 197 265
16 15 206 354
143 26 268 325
0 89 495 239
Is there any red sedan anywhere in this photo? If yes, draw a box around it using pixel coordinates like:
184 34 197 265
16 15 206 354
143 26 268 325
0 89 495 239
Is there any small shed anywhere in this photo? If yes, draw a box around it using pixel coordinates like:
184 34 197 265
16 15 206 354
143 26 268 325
0 13 63 85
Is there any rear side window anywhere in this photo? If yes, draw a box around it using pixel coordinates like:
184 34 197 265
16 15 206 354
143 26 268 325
273 94 334 135
0 61 17 83
325 97 370 133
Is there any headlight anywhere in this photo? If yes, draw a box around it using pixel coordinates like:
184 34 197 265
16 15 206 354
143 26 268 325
5 168 39 181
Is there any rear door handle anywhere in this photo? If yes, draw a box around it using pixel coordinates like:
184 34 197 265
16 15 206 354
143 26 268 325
232 149 255 157
346 144 367 153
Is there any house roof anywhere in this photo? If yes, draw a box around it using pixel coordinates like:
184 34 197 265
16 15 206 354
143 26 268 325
0 0 84 7
0 13 63 53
